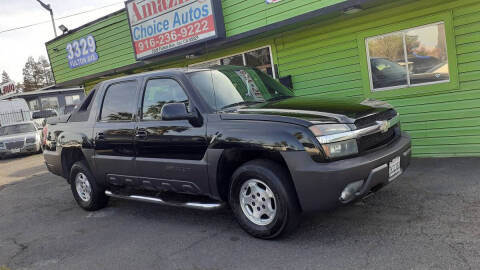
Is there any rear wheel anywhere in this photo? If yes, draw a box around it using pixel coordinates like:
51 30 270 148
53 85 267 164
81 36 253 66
70 161 108 211
229 159 300 239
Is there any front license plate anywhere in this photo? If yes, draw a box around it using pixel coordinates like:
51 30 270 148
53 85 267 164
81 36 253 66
388 156 401 180
11 149 20 153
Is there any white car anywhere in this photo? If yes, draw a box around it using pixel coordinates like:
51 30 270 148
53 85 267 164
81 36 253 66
0 121 42 159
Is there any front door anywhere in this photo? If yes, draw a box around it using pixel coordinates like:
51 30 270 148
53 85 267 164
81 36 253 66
134 78 209 195
93 80 139 184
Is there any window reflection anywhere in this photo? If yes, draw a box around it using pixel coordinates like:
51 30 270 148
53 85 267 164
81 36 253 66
142 79 188 121
367 22 449 91
406 23 449 85
368 33 408 89
100 81 137 121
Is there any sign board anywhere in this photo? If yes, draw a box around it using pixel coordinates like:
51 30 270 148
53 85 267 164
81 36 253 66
0 81 15 96
125 0 225 60
66 35 99 69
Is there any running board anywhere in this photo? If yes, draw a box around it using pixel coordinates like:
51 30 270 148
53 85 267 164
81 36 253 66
104 190 225 211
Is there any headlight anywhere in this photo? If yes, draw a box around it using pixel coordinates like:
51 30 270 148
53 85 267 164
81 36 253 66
321 139 358 159
309 124 359 159
26 137 36 144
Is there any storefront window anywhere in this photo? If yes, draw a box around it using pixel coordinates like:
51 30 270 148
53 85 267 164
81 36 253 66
245 47 274 76
65 94 81 105
29 99 40 111
366 22 449 91
40 96 60 110
189 46 276 78
221 54 244 66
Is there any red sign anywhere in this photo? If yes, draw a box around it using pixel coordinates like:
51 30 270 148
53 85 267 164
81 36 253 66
0 82 15 95
126 0 224 60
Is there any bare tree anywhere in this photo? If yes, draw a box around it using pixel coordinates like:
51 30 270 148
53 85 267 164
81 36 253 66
1 71 11 84
22 56 53 91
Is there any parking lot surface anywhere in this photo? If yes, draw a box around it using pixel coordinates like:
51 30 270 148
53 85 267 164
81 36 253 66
0 154 479 270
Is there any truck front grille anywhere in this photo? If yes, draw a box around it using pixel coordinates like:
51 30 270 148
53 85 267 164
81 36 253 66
357 125 400 153
354 109 397 129
6 141 24 150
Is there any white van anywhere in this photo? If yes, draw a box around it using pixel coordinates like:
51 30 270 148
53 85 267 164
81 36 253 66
0 98 32 126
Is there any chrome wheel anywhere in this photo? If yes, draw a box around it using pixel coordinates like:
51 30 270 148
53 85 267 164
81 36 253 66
239 179 277 226
75 172 92 202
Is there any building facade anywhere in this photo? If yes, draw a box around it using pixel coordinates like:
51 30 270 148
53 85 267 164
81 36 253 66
46 0 480 157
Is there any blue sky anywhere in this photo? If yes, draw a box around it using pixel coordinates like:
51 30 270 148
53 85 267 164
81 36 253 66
0 0 125 83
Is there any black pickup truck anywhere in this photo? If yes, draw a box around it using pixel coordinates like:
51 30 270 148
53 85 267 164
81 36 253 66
43 66 411 239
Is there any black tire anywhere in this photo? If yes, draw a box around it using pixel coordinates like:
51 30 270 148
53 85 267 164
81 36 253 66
229 159 301 239
70 161 109 211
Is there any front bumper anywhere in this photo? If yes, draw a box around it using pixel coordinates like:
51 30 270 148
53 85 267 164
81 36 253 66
0 143 41 158
282 132 411 212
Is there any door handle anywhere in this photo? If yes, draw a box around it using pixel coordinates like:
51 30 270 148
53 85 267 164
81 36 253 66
136 129 148 138
96 132 105 140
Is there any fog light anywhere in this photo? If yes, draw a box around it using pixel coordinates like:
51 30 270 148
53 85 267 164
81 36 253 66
339 180 364 203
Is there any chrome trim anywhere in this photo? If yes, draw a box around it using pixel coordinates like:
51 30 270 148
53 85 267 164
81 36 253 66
317 114 400 144
104 190 224 211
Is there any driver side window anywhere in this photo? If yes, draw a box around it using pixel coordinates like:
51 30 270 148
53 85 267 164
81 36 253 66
142 79 189 121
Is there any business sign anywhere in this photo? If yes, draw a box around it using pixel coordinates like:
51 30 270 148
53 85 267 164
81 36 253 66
0 81 15 96
125 0 225 60
66 35 99 69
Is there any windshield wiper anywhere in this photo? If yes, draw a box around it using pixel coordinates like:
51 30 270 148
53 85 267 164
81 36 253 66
221 101 264 110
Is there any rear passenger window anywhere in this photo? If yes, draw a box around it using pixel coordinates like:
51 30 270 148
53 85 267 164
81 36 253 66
142 79 188 120
100 81 138 121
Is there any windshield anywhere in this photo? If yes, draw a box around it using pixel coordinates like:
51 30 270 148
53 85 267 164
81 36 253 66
188 67 294 110
32 110 58 119
0 123 36 136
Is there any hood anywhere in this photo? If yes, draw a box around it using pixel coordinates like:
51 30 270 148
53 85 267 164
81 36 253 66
0 131 38 142
221 96 392 126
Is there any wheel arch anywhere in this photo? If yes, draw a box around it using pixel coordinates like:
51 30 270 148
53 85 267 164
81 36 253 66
61 147 88 182
214 148 300 209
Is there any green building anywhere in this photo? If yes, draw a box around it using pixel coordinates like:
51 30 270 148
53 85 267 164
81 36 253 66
46 0 480 157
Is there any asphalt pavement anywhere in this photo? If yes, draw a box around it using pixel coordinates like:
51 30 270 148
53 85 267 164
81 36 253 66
0 154 479 270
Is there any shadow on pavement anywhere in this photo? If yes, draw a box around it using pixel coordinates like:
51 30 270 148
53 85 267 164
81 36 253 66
0 158 479 270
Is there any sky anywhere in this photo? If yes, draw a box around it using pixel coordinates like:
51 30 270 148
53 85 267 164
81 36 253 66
0 0 125 84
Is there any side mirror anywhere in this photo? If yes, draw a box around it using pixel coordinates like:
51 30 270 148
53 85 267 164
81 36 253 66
161 103 196 121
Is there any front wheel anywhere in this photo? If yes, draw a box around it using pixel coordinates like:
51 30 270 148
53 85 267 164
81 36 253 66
229 160 300 239
70 161 109 211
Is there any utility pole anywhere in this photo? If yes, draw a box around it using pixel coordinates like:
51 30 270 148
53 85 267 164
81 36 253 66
36 0 57 37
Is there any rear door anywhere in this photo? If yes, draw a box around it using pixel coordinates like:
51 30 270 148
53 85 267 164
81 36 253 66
134 77 209 195
93 80 139 184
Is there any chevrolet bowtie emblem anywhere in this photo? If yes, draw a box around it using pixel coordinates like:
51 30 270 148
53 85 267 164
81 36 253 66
377 120 389 133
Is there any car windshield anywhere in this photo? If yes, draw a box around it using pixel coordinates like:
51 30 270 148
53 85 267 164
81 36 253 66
32 110 58 119
0 123 36 136
188 67 294 110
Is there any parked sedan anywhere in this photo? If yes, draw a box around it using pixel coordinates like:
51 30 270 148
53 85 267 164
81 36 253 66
0 122 42 159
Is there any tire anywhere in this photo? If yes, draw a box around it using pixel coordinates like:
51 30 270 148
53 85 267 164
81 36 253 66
229 159 301 239
70 161 109 211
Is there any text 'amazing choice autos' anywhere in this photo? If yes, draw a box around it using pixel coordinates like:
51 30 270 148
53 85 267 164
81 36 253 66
43 66 411 239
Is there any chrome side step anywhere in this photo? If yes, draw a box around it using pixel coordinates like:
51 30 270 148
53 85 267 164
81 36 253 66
104 190 225 211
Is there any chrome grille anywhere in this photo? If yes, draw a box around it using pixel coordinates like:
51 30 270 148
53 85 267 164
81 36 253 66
6 141 24 150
